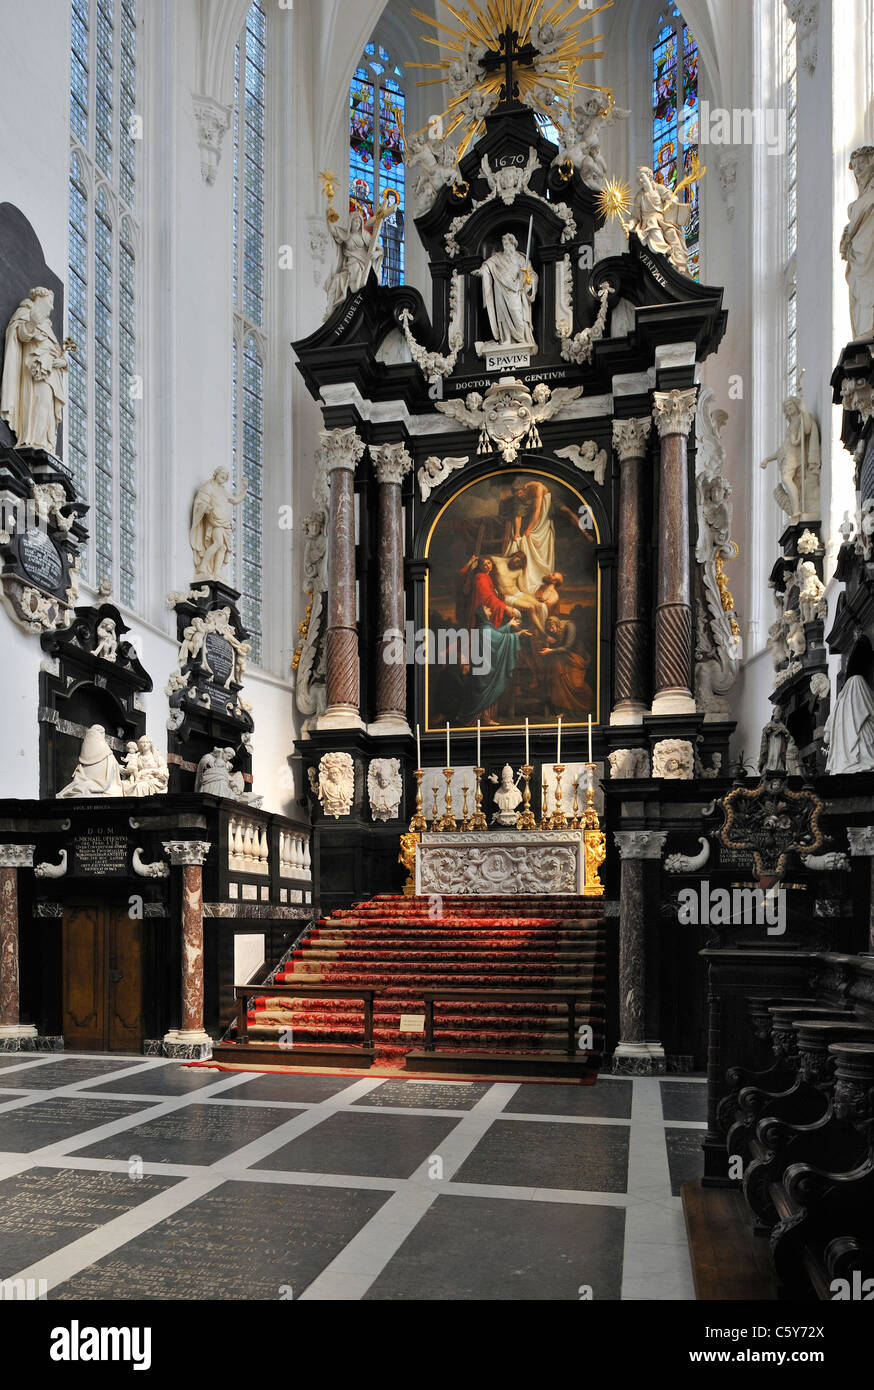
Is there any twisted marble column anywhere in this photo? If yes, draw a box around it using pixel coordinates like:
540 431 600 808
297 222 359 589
321 426 366 729
0 845 36 1043
163 840 211 1053
613 831 667 1075
652 389 698 715
371 442 413 734
611 418 653 723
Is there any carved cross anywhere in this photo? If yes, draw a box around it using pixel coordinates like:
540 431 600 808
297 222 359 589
481 26 538 104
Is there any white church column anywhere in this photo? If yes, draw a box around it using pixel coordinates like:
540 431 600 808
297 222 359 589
370 441 413 735
652 388 699 715
320 426 366 730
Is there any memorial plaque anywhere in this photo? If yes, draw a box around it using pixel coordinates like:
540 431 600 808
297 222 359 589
205 633 235 688
19 528 63 590
73 830 129 878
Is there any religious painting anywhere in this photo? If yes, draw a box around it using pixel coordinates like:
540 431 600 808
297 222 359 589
425 470 600 732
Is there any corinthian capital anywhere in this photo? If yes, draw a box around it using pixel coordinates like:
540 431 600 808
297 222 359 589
612 417 652 461
320 427 366 475
652 388 698 440
0 845 35 870
371 442 413 486
162 840 212 867
614 831 668 861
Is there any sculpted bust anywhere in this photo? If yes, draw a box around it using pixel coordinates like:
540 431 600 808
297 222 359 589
189 468 248 582
489 764 523 825
1 288 69 455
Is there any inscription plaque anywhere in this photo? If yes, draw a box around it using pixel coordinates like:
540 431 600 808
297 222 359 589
73 831 129 878
205 633 235 689
19 528 64 591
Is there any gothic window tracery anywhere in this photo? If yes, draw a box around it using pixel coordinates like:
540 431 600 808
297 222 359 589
350 40 407 287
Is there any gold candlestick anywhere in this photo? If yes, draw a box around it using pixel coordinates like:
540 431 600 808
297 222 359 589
429 778 441 832
440 768 457 831
460 783 471 831
582 762 606 897
570 775 581 831
551 764 568 829
516 764 537 830
470 766 488 830
410 768 428 834
539 777 551 831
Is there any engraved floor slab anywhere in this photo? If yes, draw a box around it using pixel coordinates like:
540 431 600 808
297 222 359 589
665 1128 706 1196
69 1103 303 1166
254 1110 460 1179
0 1167 179 1276
364 1194 626 1300
0 1097 153 1152
50 1181 391 1301
0 1058 152 1091
659 1081 707 1122
351 1080 491 1111
217 1073 361 1105
84 1066 236 1097
452 1119 630 1193
503 1081 633 1119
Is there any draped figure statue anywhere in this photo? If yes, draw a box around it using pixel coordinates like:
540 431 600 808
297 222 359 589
1 287 68 455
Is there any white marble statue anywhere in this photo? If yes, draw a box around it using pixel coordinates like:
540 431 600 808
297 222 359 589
555 441 608 487
554 93 630 189
797 561 827 624
324 205 387 315
840 146 874 340
608 749 650 780
310 751 354 819
785 609 807 659
1 288 69 456
759 711 803 776
480 149 539 207
57 724 124 799
760 397 822 523
825 674 874 774
302 511 328 591
406 131 459 208
489 764 523 826
195 746 246 799
417 455 469 503
120 737 170 797
93 617 118 662
626 167 692 274
367 758 403 823
652 740 695 780
473 234 538 354
189 468 248 582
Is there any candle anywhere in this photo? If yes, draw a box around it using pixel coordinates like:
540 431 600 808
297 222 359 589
476 719 481 768
416 723 421 772
588 714 593 764
557 716 562 765
446 722 451 768
525 717 530 766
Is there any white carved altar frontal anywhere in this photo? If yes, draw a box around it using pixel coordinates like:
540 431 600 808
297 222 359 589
416 831 585 896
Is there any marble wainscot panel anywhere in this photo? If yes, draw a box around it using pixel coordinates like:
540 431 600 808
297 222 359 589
416 830 585 896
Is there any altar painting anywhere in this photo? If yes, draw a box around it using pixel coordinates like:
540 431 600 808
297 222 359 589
425 471 600 731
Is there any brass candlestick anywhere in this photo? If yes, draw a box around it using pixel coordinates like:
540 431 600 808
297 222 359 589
516 764 537 830
409 768 428 834
539 777 551 831
440 768 457 831
470 766 488 831
429 778 441 832
582 762 606 898
460 783 471 831
570 775 581 831
551 764 568 829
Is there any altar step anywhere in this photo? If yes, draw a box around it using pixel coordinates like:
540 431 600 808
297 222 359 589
221 893 607 1077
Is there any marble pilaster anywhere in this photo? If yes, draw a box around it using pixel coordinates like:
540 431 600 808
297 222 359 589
847 827 874 952
652 389 698 716
0 845 37 1045
370 442 413 735
319 426 367 731
612 830 667 1074
163 840 212 1057
611 417 653 724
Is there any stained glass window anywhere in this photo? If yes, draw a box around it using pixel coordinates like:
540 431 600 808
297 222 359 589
349 41 406 287
232 1 266 665
652 9 700 278
68 0 139 605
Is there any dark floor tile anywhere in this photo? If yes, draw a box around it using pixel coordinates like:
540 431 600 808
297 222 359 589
0 1058 151 1091
0 1056 53 1071
217 1072 359 1104
665 1128 705 1196
352 1080 491 1111
660 1082 707 1123
70 1102 300 1166
503 1081 632 1119
365 1194 625 1300
0 1167 178 1277
453 1119 629 1193
0 1097 153 1152
254 1109 459 1179
85 1066 231 1097
51 1181 389 1300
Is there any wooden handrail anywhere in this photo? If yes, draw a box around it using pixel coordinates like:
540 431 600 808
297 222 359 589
233 983 375 1051
417 987 592 1058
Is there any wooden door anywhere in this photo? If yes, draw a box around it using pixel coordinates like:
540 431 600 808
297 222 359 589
63 906 143 1052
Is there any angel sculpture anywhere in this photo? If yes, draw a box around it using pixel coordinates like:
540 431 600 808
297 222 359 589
554 93 631 188
406 130 459 207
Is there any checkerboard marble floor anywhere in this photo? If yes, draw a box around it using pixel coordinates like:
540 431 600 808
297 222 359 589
0 1053 706 1301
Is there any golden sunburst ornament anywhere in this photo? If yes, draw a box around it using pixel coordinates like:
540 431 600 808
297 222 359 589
595 176 631 226
410 0 615 160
